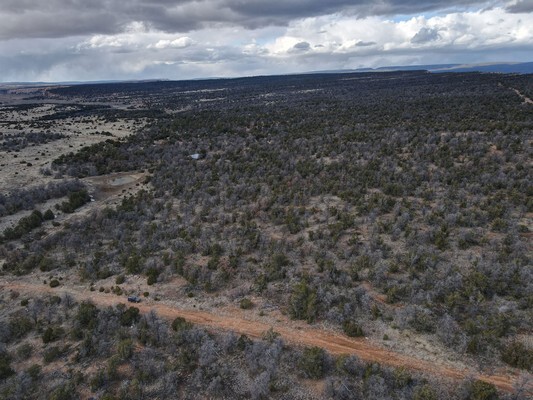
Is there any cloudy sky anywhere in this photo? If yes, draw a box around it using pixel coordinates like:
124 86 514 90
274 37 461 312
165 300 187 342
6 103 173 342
0 0 532 82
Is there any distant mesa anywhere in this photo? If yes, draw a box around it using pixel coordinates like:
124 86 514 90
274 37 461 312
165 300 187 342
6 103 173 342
302 61 533 75
0 62 531 89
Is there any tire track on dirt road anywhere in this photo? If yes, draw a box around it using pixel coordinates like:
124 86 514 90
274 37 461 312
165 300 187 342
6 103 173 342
1 280 528 394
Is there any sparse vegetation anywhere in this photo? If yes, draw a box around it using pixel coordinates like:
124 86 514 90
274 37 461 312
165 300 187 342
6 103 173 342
0 71 531 399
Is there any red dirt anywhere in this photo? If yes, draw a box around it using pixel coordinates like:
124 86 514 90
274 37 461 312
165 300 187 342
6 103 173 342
1 279 529 394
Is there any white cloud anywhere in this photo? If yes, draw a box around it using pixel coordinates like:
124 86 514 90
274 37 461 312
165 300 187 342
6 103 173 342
150 37 194 49
264 7 533 56
0 6 532 81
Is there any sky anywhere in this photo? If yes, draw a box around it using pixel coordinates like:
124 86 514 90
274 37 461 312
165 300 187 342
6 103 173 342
0 0 532 82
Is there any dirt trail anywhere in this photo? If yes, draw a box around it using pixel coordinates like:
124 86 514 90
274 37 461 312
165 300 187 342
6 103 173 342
497 82 533 105
1 280 528 393
510 87 533 104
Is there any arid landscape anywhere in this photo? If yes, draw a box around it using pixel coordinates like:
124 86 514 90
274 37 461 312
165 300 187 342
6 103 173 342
0 274 524 392
1 72 532 399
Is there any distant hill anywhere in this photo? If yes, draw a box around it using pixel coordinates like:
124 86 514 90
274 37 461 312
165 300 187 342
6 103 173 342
0 79 169 89
1 62 531 88
309 62 533 75
428 62 533 74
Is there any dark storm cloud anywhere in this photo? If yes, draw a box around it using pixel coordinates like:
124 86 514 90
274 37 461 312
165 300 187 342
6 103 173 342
293 41 311 50
0 0 493 40
355 41 377 47
506 0 533 13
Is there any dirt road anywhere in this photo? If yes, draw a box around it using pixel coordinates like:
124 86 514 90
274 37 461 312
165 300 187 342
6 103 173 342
509 86 533 105
1 280 528 393
512 88 533 104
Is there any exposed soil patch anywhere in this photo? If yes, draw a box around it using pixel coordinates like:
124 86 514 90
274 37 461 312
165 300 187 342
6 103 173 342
84 171 148 201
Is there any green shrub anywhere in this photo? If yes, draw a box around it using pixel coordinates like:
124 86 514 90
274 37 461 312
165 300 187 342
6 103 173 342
42 326 64 344
413 384 437 400
117 339 134 360
261 327 280 342
207 255 220 270
299 347 326 379
49 279 60 288
342 320 364 337
107 354 121 380
89 369 107 392
43 209 55 220
124 254 143 274
393 367 412 388
386 286 404 303
466 380 499 400
2 210 43 241
239 298 253 309
254 274 268 292
0 352 15 380
289 281 318 323
260 253 290 283
236 334 252 351
433 225 449 250
466 335 483 355
491 218 507 232
174 253 186 275
38 257 56 272
146 267 159 285
410 309 436 333
9 315 33 339
120 307 140 326
49 383 74 400
171 317 192 332
96 268 113 280
501 341 533 371
371 304 382 320
76 302 98 329
16 343 33 360
115 275 125 284
271 252 290 269
59 190 90 213
43 346 63 363
26 364 41 380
